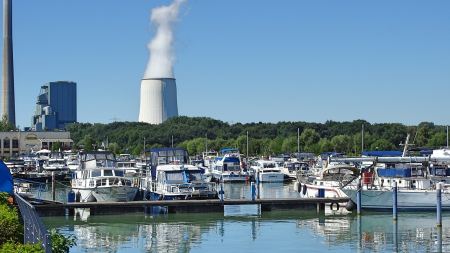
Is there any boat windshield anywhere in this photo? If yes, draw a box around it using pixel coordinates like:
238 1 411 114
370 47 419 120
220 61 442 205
186 171 203 181
263 163 276 168
165 171 184 184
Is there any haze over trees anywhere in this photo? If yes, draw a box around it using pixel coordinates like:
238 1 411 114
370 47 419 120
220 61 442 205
66 117 448 156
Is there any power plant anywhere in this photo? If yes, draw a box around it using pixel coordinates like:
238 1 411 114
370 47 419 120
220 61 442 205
138 78 178 124
138 0 184 125
2 0 15 126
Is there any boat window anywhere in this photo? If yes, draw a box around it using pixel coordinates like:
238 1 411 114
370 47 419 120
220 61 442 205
187 171 202 181
92 170 101 177
103 170 113 177
263 163 275 168
114 170 124 177
166 172 184 183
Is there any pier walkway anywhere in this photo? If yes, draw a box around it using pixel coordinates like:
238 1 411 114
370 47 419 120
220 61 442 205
32 197 350 216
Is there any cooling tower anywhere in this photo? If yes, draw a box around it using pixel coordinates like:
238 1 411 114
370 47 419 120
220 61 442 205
138 78 178 124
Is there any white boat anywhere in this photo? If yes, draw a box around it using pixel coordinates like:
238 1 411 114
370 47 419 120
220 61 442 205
141 148 218 200
71 151 138 202
251 160 285 183
343 161 450 210
280 160 310 180
297 163 359 199
209 148 248 182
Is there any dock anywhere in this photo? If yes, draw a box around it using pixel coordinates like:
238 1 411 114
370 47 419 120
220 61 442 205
31 197 350 216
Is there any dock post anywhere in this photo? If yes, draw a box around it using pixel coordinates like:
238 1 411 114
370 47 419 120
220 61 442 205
51 171 56 201
357 178 361 216
437 182 442 227
251 182 256 201
393 181 397 221
317 188 325 213
219 182 224 202
256 171 261 199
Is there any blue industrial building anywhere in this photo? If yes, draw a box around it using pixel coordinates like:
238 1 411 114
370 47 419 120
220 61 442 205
31 81 77 131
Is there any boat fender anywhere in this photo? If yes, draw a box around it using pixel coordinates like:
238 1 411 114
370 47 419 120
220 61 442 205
302 184 307 195
297 182 302 193
345 200 356 211
330 202 340 211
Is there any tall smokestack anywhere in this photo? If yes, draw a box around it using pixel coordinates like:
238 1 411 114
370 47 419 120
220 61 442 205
139 0 185 124
2 0 15 126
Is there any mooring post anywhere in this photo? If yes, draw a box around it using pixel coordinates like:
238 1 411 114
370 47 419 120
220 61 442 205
256 171 261 199
251 182 256 201
393 181 397 221
437 182 442 227
317 188 325 213
51 171 56 201
357 178 361 216
219 182 224 202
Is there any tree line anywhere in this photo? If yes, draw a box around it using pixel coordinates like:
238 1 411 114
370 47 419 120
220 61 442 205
65 117 448 156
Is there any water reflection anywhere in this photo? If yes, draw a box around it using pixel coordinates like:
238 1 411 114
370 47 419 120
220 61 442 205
40 182 450 253
297 213 450 252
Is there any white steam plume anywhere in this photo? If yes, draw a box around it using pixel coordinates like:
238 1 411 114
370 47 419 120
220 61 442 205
144 0 186 79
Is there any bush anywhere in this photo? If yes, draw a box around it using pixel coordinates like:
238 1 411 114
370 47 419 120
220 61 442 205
0 203 22 244
0 242 43 253
50 229 76 253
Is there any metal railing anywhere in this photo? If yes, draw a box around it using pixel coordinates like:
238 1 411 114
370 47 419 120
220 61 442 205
15 193 52 253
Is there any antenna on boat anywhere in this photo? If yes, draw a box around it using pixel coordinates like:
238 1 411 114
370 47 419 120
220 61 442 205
246 131 249 160
205 133 208 153
447 125 449 148
297 128 300 156
361 124 364 155
400 133 411 157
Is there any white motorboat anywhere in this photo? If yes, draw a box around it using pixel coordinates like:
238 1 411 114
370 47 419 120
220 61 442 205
71 151 138 202
209 148 248 182
297 163 359 199
251 160 285 183
141 148 218 200
280 160 310 180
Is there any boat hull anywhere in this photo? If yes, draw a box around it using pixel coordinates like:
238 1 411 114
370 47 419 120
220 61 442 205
258 172 285 183
343 188 450 211
73 186 138 202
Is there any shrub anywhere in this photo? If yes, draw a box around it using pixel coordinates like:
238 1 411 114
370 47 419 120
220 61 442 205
50 229 76 253
0 203 22 244
0 241 43 253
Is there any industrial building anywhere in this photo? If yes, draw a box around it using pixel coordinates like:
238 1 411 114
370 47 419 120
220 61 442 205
2 0 15 126
138 78 178 124
31 81 77 131
0 131 73 158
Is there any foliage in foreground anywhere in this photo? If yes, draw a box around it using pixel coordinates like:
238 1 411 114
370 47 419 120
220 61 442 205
50 229 76 253
0 203 23 244
0 242 43 253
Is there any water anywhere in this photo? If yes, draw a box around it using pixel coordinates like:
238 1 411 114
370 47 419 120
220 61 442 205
36 182 450 252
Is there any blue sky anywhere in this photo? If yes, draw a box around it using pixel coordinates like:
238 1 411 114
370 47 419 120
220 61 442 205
4 0 450 128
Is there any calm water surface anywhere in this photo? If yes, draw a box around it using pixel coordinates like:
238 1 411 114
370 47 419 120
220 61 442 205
39 182 450 253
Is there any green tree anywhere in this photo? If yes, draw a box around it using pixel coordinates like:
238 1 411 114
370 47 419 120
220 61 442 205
281 136 297 153
330 135 352 153
427 132 447 147
300 128 320 152
415 122 434 147
108 142 121 154
370 139 395 150
318 138 333 153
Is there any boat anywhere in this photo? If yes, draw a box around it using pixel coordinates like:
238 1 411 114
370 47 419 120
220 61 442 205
141 147 218 200
342 161 450 210
280 160 310 180
71 151 138 202
209 148 248 182
250 160 285 183
297 163 359 199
